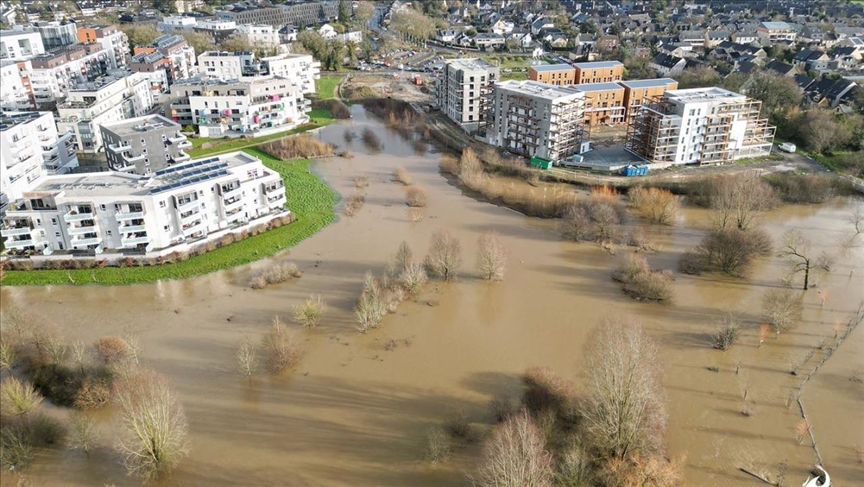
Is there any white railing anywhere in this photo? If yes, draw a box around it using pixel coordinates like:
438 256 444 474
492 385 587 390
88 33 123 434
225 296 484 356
116 210 145 221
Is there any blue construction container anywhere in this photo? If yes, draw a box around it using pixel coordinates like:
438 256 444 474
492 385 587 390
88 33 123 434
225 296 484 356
623 164 649 177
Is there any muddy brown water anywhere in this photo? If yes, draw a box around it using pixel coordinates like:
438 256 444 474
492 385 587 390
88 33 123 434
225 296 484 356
1 106 863 486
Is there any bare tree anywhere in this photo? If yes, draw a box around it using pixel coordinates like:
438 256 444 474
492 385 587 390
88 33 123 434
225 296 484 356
262 317 302 373
704 173 775 231
0 339 14 371
477 232 508 281
71 340 89 374
628 187 680 225
762 287 802 337
68 412 98 458
293 295 326 328
93 336 132 367
115 370 189 481
590 201 620 243
0 376 42 420
849 206 863 236
356 272 387 332
394 241 413 271
425 229 462 281
680 227 772 277
472 410 554 487
777 230 831 290
236 336 257 381
581 317 667 459
45 334 68 365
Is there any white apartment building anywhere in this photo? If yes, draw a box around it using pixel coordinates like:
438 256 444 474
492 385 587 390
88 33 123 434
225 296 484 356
625 87 776 167
0 28 45 60
236 24 282 48
1 60 33 111
486 80 587 162
78 25 129 70
757 21 797 43
29 45 118 106
166 75 310 138
160 15 199 32
1 111 78 213
1 151 287 255
437 58 500 129
198 51 319 94
134 35 197 84
58 71 155 153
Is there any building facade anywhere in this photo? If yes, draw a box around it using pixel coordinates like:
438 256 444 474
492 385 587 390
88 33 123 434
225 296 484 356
437 58 500 127
577 82 625 127
619 78 679 123
235 24 282 48
1 151 287 255
757 22 796 42
33 20 78 50
625 87 776 167
101 114 192 174
166 75 310 138
133 35 197 85
528 64 576 86
0 28 45 60
198 51 319 94
1 111 78 212
573 61 624 84
215 2 341 27
58 71 155 153
1 60 34 110
486 80 586 162
77 25 128 69
29 44 118 106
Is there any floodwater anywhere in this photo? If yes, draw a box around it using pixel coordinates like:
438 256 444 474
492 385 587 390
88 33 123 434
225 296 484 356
1 106 863 487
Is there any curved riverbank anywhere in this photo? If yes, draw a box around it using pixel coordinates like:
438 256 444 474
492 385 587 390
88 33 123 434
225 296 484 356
0 149 338 286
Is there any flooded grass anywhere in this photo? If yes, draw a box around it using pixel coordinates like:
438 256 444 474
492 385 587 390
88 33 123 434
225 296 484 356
1 149 338 286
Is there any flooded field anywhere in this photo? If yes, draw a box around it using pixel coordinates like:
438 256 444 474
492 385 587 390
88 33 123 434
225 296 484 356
1 106 863 486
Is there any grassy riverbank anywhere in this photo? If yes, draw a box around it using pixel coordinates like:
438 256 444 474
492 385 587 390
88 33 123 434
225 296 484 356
315 75 342 100
1 149 338 286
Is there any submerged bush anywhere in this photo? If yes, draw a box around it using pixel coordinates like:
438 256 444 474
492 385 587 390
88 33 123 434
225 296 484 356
250 261 302 289
262 317 303 373
613 254 673 302
405 185 427 207
522 367 580 424
425 426 451 463
680 227 772 277
764 173 836 204
260 135 335 159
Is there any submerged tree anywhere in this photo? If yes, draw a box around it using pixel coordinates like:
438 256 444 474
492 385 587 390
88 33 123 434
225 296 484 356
777 229 832 290
472 410 554 487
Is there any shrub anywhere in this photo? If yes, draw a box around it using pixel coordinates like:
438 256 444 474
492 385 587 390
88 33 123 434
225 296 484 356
445 408 474 441
472 410 554 487
353 175 369 188
613 254 673 302
251 261 302 288
762 287 802 337
293 295 326 327
262 317 303 373
399 262 428 295
765 173 836 204
425 229 462 281
393 166 413 185
361 127 381 151
0 424 34 469
680 227 772 277
93 337 132 366
628 187 680 225
522 367 579 424
405 185 427 207
425 427 451 464
32 364 82 407
29 413 65 445
477 232 507 281
599 454 684 487
67 412 98 457
0 376 42 419
560 199 621 243
260 135 335 159
74 376 112 410
394 241 413 271
355 272 387 332
344 191 366 217
489 394 514 423
713 314 740 351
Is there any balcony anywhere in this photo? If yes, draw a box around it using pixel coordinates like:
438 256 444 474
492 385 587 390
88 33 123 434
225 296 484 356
68 224 98 236
5 238 35 248
107 142 132 153
120 224 147 233
71 236 102 247
176 198 199 213
267 193 286 208
64 210 95 222
176 140 192 149
121 235 150 247
180 210 202 226
223 198 243 213
122 153 145 163
263 183 283 194
225 210 246 224
1 226 32 237
173 152 191 163
168 134 186 143
116 210 146 221
221 185 241 200
181 220 204 236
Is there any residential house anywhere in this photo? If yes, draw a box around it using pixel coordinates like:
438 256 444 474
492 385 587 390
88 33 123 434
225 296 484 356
757 21 796 42
764 60 797 77
792 49 830 73
650 53 686 76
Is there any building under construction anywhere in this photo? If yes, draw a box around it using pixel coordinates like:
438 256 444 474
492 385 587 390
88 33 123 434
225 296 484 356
486 80 586 162
625 87 775 167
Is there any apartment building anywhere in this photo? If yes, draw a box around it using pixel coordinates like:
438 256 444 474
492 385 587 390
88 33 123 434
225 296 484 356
0 28 45 60
77 25 129 69
133 35 196 84
130 51 171 100
1 111 78 211
33 21 78 49
576 82 625 127
437 58 500 128
1 60 34 110
29 44 117 106
235 24 282 49
619 78 679 123
58 71 155 153
1 151 286 255
215 2 341 27
757 21 796 42
625 87 776 167
192 19 239 43
486 80 586 162
101 115 192 175
528 64 576 86
198 51 319 94
166 75 310 138
573 61 623 84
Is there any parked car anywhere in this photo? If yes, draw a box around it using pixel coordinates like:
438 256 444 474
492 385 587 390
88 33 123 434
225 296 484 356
778 142 796 153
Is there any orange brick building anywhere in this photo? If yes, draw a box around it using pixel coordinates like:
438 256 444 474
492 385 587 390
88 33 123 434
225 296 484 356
619 78 679 122
528 63 576 86
573 61 624 84
575 82 625 127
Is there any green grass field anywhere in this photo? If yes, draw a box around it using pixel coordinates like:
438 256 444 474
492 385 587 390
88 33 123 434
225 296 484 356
315 75 342 100
185 112 337 158
500 71 529 81
1 149 339 286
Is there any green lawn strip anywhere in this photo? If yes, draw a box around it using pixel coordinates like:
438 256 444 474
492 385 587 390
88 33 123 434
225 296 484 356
186 113 336 158
500 71 528 81
315 75 342 100
1 150 338 286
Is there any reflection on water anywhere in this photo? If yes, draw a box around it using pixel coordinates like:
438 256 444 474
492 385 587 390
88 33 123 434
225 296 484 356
2 106 863 487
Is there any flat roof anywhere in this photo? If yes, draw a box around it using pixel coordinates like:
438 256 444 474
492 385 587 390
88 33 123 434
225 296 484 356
530 63 575 72
100 114 180 137
446 58 497 71
618 78 677 88
573 61 623 69
0 111 50 131
25 152 260 199
575 82 624 92
495 80 583 100
761 21 791 30
665 86 745 103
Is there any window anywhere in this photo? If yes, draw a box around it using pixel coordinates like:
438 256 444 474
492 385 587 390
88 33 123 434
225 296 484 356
163 225 170 232
141 138 146 144
99 204 106 211
36 219 41 225
51 218 58 226
159 200 166 208
106 230 112 236
54 232 61 238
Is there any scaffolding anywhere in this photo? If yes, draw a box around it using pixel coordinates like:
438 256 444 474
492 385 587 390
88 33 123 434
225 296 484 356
498 94 585 161
624 97 680 165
